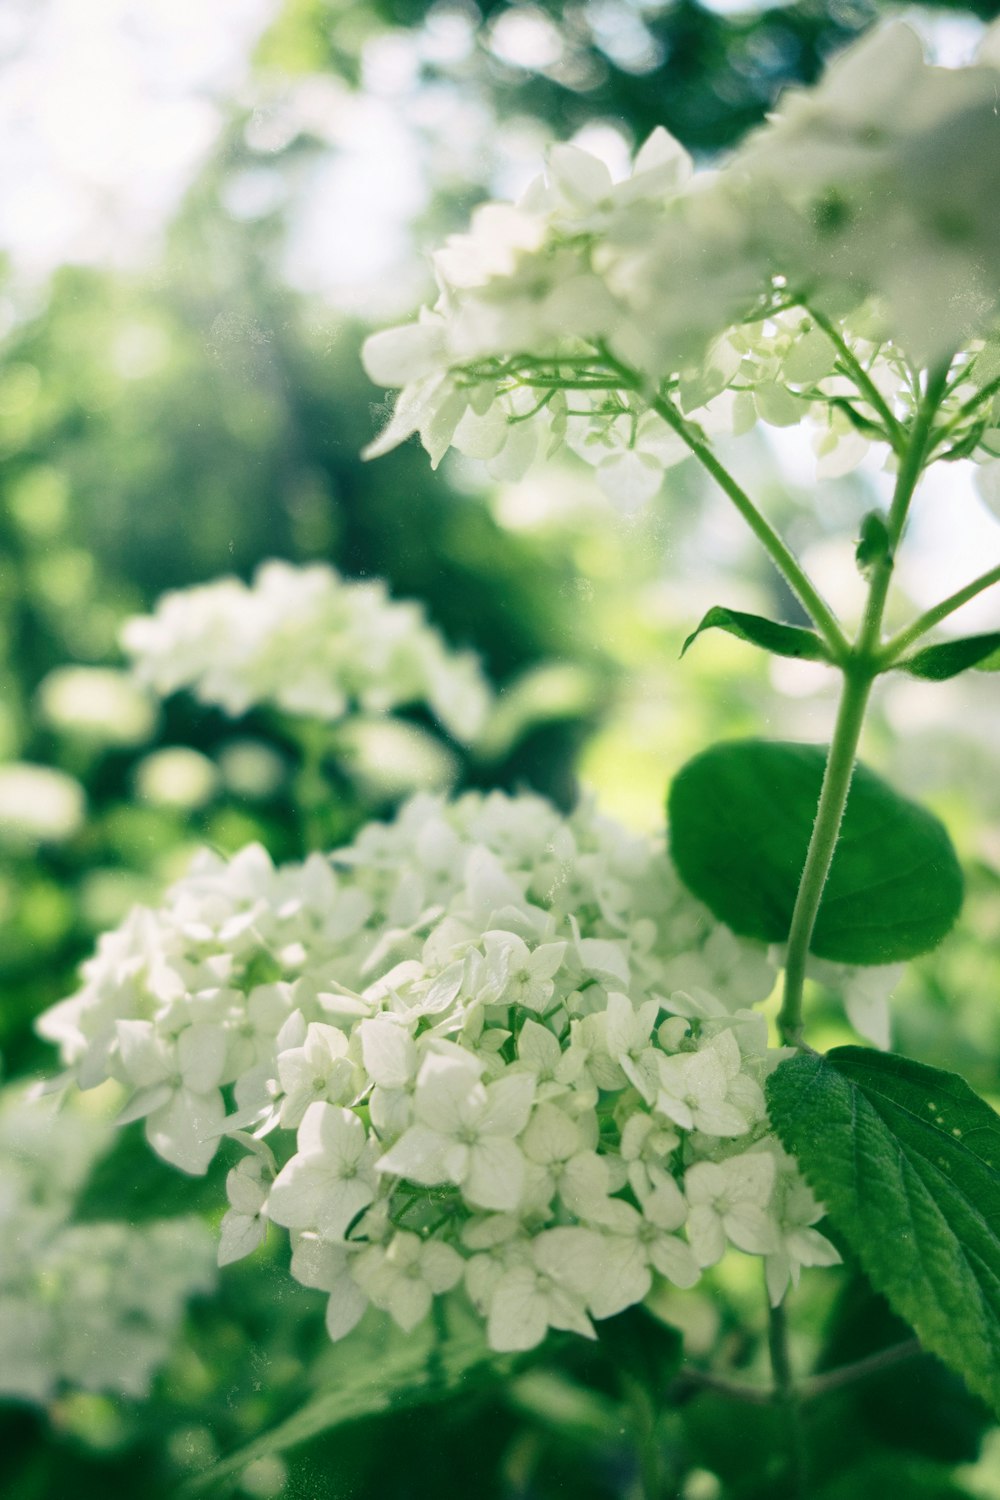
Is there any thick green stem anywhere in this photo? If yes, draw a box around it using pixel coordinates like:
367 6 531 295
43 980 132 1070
880 561 1000 664
777 665 873 1046
767 1299 808 1500
777 362 950 1046
648 394 849 660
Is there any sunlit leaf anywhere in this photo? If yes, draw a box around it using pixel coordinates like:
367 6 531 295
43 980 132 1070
681 606 831 663
667 740 962 963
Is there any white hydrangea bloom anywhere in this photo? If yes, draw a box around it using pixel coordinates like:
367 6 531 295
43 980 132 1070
733 24 1000 365
363 27 1000 495
122 559 492 744
40 789 843 1354
0 1086 215 1403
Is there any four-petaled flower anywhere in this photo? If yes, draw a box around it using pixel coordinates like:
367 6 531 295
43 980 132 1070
267 1102 379 1240
376 1053 535 1211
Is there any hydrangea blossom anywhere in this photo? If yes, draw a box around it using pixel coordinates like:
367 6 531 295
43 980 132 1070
732 24 1000 365
0 1086 215 1403
122 559 492 744
362 23 1000 504
40 790 839 1353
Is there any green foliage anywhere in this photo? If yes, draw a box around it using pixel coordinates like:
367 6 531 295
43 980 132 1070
819 1272 991 1464
895 633 1000 680
767 1048 1000 1417
681 606 832 664
815 1454 978 1500
667 740 964 964
856 512 892 574
181 1306 509 1494
72 1127 230 1225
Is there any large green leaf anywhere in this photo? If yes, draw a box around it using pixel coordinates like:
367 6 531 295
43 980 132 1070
681 605 832 663
667 740 963 964
895 632 1000 681
767 1048 1000 1417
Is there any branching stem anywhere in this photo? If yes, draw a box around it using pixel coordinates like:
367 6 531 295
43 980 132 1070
777 362 951 1046
879 562 1000 664
806 306 905 452
646 393 849 660
673 1337 922 1407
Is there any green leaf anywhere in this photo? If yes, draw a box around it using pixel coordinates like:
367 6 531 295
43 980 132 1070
816 1454 977 1500
179 1307 504 1494
667 740 963 964
895 632 1000 681
856 511 892 574
767 1048 1000 1418
681 606 831 663
819 1271 990 1464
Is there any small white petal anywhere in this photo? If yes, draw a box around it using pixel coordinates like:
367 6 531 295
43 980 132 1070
377 1125 452 1186
218 1212 265 1266
146 1087 224 1175
465 1138 525 1212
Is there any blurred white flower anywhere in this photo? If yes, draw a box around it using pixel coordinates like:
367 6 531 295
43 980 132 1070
122 560 493 745
36 666 157 746
0 1086 214 1403
0 762 85 846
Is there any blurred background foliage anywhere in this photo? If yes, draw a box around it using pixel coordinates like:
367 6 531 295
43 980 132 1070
5 1 1000 1496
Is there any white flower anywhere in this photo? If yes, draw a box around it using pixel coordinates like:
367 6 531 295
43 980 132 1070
353 1231 464 1333
654 1029 760 1138
479 932 567 1014
583 1185 699 1317
289 1231 369 1341
218 1143 274 1266
376 1053 535 1212
0 1086 215 1404
40 787 834 1356
684 1151 779 1267
115 1019 227 1175
520 1101 609 1215
487 1228 602 1351
763 1148 841 1306
123 560 492 744
267 1102 379 1240
276 1019 361 1128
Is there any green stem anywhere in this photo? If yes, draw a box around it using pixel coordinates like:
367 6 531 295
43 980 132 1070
953 370 1000 423
777 664 874 1046
879 561 1000 664
857 363 951 656
624 1376 666 1500
673 1337 922 1406
806 306 904 452
294 723 333 853
777 362 950 1046
767 1299 808 1500
648 394 849 660
804 1339 922 1399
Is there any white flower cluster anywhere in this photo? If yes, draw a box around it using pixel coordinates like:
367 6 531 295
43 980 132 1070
122 559 492 745
734 24 1000 366
362 24 1000 501
0 1086 215 1404
41 791 839 1354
